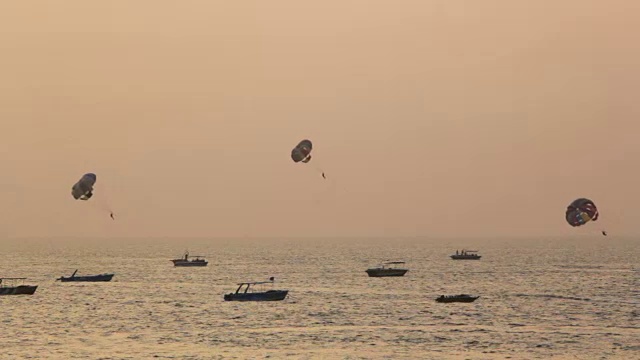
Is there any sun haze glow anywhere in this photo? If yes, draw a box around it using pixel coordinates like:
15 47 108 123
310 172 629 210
0 1 638 238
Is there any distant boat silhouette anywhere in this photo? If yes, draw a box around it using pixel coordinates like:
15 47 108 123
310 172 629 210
365 261 409 277
224 277 288 302
57 269 114 282
450 250 481 260
0 278 38 295
171 251 208 267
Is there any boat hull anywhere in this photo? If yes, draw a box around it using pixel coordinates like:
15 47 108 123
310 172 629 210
365 269 408 277
171 260 208 267
436 296 479 303
224 290 288 302
450 255 481 260
0 285 38 295
58 274 114 282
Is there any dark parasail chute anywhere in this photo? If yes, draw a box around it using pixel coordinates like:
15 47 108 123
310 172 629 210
291 139 313 163
71 173 97 201
565 198 599 227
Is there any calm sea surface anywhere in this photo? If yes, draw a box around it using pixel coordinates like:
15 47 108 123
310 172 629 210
0 237 637 359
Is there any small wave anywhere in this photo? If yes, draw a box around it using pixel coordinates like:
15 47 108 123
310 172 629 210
513 293 591 301
556 265 604 270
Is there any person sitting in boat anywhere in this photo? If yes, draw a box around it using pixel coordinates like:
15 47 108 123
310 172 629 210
456 250 459 255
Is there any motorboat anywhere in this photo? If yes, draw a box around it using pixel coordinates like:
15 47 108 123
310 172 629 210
450 250 481 260
366 261 409 277
57 269 114 282
0 278 38 295
224 277 288 302
171 251 208 267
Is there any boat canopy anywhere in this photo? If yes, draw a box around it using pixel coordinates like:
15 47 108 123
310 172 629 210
237 280 274 285
383 261 406 264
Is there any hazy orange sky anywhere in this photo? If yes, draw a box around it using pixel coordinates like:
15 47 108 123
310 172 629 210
1 1 639 239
